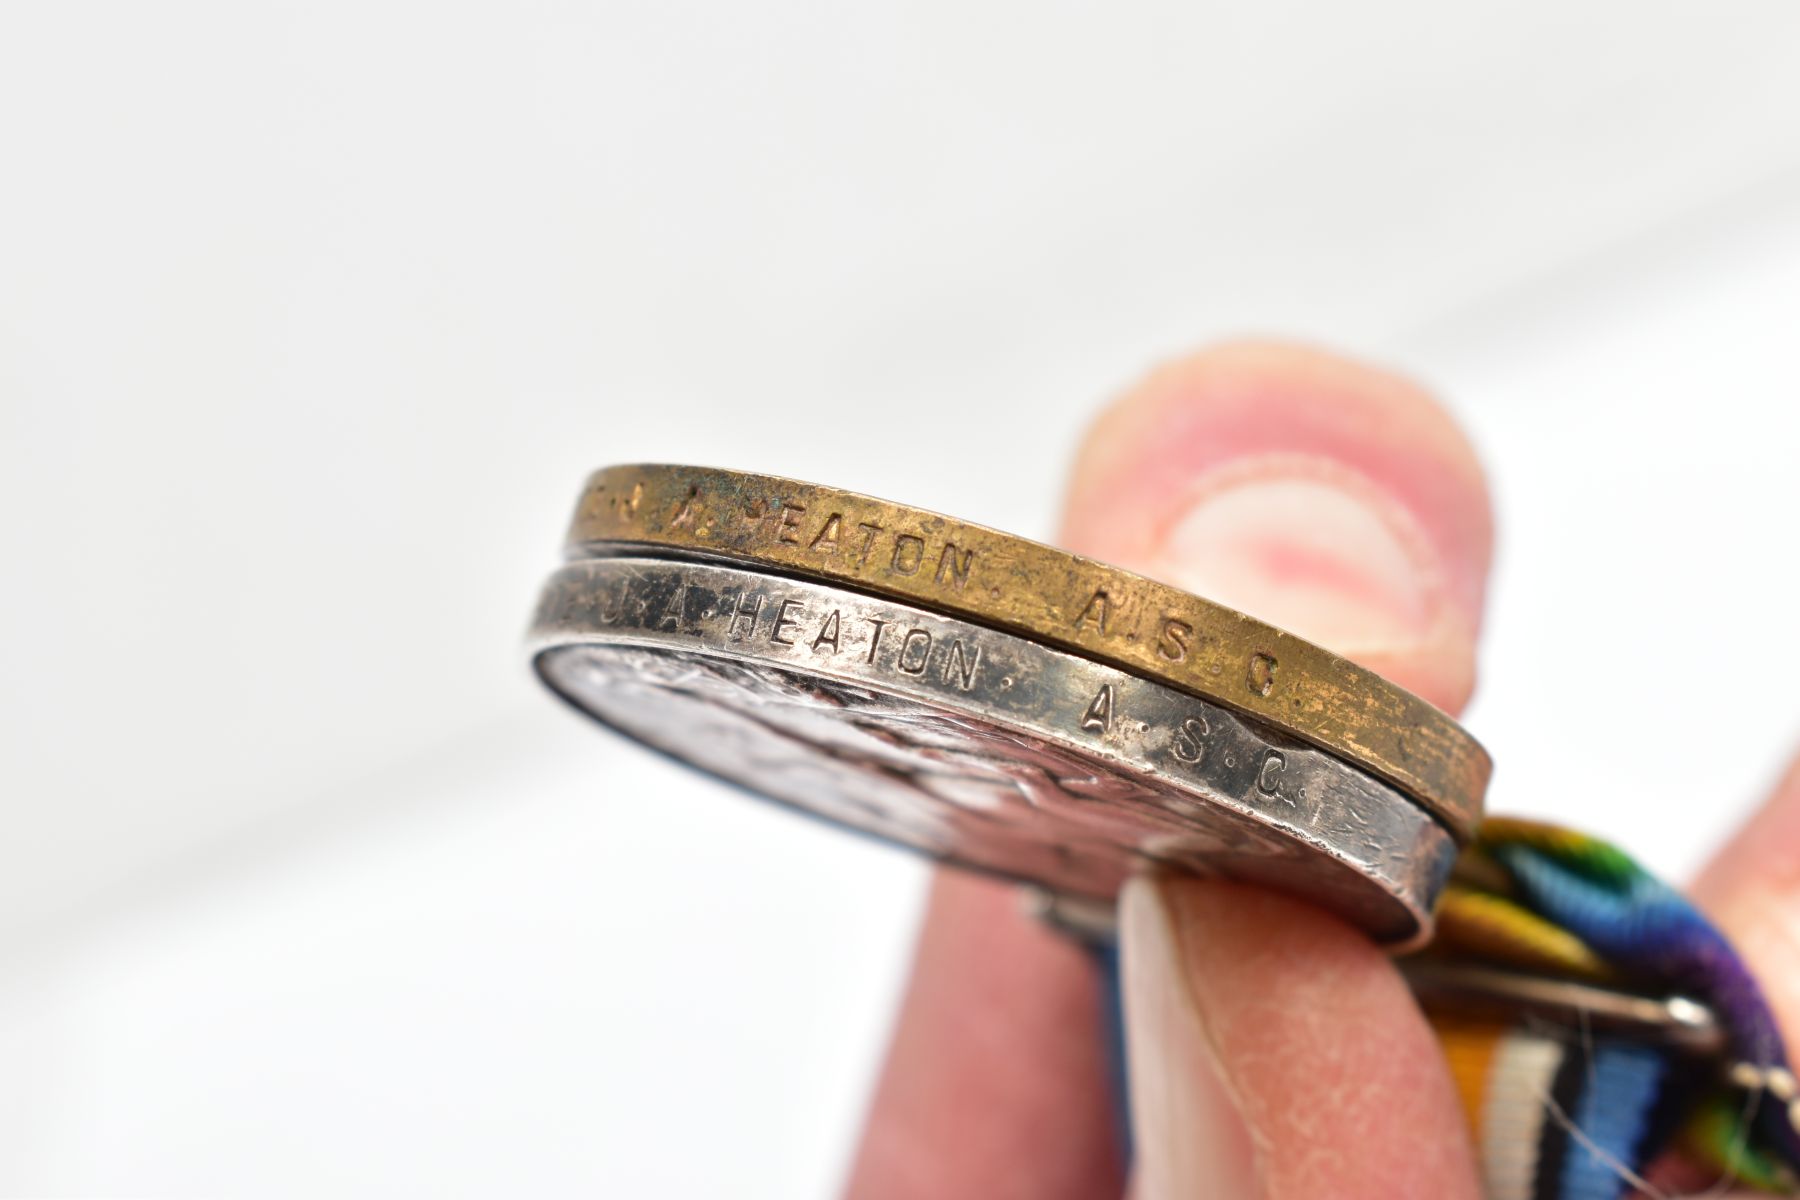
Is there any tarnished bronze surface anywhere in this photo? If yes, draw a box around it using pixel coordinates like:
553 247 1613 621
564 464 1490 841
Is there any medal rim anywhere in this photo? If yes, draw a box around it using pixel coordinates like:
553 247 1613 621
563 462 1489 841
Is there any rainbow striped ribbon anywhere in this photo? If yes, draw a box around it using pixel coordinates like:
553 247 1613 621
1086 818 1800 1198
1417 818 1800 1198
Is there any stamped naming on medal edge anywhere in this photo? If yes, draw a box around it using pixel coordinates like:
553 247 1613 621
530 555 1457 944
563 463 1491 841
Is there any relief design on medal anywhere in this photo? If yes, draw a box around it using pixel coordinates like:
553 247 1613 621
531 609 1453 945
539 641 1265 903
531 558 1429 871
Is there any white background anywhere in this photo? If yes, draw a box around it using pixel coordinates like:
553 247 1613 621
5 3 1800 1196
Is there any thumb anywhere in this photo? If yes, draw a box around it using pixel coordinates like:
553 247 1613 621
1121 879 1477 1199
1063 341 1493 1199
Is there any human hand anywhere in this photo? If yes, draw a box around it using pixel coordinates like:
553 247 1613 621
840 340 1796 1199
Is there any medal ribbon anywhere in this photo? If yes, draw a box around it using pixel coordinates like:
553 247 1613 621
1422 818 1800 1197
1092 818 1800 1197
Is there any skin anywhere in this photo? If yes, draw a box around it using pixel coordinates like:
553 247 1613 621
841 340 1793 1199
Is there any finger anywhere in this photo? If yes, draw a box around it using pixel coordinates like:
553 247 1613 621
1061 338 1492 709
1082 341 1493 1200
1123 878 1483 1199
1681 757 1800 1198
1691 751 1800 1047
845 340 1493 1200
843 869 1123 1200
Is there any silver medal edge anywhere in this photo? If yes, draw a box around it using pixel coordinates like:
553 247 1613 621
528 554 1458 948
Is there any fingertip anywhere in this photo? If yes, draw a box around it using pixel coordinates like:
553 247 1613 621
1059 339 1494 713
